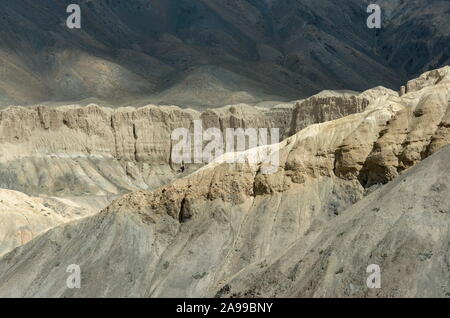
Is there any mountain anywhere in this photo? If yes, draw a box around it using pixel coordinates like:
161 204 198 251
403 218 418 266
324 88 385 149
216 143 450 298
0 66 448 297
0 0 448 107
0 89 376 200
0 189 93 257
0 92 368 256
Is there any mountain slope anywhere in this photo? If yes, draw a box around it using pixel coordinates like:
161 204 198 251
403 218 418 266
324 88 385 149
0 0 448 107
217 143 450 298
0 88 376 199
0 189 93 257
0 66 448 297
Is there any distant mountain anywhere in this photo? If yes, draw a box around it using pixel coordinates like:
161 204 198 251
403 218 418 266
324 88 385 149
0 0 448 107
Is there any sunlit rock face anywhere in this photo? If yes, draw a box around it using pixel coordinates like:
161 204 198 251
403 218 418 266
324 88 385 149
0 67 448 298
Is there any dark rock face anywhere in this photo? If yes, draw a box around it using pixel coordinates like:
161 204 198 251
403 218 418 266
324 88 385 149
0 0 448 107
375 0 450 79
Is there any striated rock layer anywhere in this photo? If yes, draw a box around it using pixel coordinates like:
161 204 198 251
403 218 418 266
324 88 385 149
0 93 374 198
0 72 396 258
0 66 448 297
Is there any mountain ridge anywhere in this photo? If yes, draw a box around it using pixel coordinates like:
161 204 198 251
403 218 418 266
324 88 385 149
0 0 448 107
0 66 448 297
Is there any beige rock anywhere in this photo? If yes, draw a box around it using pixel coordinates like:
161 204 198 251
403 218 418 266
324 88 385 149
290 95 370 133
404 66 450 94
0 97 363 198
106 65 450 222
0 189 93 256
0 67 448 298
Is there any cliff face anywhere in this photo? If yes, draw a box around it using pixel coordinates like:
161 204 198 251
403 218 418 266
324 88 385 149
0 105 192 197
290 95 370 133
0 84 378 258
0 67 448 298
0 94 371 198
105 67 450 218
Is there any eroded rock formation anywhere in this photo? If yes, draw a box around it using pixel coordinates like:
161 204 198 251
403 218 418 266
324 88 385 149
0 67 448 298
0 189 93 257
0 95 369 197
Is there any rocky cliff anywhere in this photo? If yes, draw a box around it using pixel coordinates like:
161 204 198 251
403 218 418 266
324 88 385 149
0 94 373 198
0 66 448 297
0 77 387 258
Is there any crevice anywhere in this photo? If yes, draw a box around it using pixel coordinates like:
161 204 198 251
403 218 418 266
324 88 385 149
132 123 138 162
178 197 192 223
